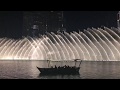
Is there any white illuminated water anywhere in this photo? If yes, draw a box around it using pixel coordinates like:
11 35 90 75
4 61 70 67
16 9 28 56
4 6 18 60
0 27 120 61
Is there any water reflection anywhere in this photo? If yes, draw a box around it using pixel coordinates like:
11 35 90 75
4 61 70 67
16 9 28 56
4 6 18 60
1 61 120 79
37 74 81 79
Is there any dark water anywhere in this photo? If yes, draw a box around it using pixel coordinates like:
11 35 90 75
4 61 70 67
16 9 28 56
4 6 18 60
0 60 120 79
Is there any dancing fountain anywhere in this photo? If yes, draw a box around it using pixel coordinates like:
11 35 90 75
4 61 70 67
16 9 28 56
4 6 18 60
0 27 120 61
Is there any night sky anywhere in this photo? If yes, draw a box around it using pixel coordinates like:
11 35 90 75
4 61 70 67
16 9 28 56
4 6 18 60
0 11 118 39
0 11 23 39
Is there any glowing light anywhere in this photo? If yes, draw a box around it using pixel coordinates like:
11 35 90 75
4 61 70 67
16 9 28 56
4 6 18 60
0 27 120 61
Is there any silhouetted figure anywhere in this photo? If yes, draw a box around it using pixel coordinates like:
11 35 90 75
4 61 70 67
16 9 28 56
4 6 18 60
64 65 67 68
55 65 57 68
58 66 60 68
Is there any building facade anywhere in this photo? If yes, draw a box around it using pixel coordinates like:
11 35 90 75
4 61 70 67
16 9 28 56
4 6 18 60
23 11 65 37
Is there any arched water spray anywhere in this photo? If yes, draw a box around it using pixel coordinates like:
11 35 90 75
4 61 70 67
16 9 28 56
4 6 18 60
70 32 84 59
81 31 97 60
58 32 75 60
86 29 103 60
73 32 91 60
91 28 110 61
64 32 80 59
12 40 23 59
84 29 102 61
100 29 120 60
42 35 56 60
28 37 44 60
97 29 117 60
51 32 69 60
46 32 64 60
0 27 120 61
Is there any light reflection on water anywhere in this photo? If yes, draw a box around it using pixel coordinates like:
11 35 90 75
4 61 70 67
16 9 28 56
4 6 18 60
0 60 120 79
37 74 81 79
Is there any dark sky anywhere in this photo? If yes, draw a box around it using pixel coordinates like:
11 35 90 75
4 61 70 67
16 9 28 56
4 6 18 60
64 11 118 31
0 11 23 38
0 11 118 39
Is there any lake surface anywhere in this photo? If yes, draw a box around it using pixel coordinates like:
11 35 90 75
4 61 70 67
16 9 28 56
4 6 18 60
0 60 120 79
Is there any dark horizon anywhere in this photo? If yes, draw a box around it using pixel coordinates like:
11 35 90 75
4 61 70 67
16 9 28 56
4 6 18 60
0 11 118 39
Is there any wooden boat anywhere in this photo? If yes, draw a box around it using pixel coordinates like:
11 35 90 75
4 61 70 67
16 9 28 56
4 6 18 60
37 59 82 75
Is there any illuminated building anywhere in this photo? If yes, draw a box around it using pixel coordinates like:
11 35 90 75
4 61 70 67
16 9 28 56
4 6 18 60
23 11 65 37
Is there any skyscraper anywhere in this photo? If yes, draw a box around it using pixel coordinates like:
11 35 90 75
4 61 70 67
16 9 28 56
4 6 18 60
117 11 120 29
23 11 65 37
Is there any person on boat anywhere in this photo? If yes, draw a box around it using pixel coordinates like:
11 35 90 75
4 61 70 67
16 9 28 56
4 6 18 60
64 65 67 68
55 65 57 68
58 66 60 68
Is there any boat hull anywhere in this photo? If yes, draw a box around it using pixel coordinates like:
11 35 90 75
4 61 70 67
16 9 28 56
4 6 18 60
37 67 80 75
